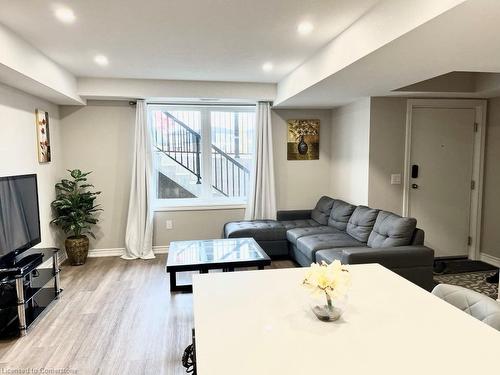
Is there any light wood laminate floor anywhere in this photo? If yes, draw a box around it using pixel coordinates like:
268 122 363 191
0 255 295 375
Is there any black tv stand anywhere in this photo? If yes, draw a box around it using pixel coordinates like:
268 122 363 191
0 248 62 338
0 253 44 276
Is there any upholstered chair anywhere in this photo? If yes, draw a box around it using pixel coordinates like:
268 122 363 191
432 283 500 331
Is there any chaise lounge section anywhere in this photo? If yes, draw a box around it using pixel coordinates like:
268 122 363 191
224 196 435 290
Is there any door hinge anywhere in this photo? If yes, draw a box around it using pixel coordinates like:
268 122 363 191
471 180 475 190
474 122 478 132
468 236 472 246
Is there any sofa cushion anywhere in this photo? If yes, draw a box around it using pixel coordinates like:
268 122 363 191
280 219 321 230
224 220 287 241
317 246 433 268
328 200 356 230
310 196 335 225
346 206 379 243
296 232 365 260
315 249 344 264
341 246 434 268
286 226 341 245
368 211 417 248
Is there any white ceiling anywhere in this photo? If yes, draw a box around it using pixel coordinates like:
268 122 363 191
0 0 379 83
275 0 500 107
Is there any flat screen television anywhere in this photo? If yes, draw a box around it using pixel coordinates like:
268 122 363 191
0 174 41 266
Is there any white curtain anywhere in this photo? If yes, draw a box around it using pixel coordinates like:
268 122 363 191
246 102 277 220
122 100 155 260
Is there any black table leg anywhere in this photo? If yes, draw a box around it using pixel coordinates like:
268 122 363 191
169 271 192 292
169 270 178 291
258 265 265 270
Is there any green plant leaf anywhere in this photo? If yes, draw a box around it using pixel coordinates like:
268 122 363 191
70 169 82 179
51 169 102 237
55 183 72 192
61 179 75 188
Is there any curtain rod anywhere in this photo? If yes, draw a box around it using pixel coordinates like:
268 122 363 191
144 102 257 107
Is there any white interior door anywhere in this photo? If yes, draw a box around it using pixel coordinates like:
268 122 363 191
408 107 476 258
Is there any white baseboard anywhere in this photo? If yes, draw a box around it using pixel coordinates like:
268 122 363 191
479 252 500 268
88 246 169 258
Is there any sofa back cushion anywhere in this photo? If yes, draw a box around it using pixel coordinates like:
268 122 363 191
310 196 335 225
328 200 356 230
368 211 417 248
346 206 379 242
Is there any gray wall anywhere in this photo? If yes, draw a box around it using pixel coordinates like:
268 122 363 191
59 102 332 252
59 101 135 250
154 209 245 246
0 82 63 248
272 109 332 209
481 97 500 258
368 97 407 214
330 98 371 205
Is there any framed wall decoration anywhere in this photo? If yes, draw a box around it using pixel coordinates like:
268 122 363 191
35 109 51 163
287 119 320 160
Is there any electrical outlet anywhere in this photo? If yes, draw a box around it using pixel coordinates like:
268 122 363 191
166 220 173 230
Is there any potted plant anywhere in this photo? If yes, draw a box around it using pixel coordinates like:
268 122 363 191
50 169 102 266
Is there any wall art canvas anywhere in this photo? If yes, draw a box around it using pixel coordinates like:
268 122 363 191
35 109 51 163
287 119 320 160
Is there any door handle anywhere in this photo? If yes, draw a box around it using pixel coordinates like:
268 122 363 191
411 165 419 178
411 184 419 189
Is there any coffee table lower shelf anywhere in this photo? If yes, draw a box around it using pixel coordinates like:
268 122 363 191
167 262 269 292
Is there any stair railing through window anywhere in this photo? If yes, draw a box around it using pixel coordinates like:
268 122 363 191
152 108 252 198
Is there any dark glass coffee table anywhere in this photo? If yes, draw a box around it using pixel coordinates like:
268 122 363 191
166 238 271 292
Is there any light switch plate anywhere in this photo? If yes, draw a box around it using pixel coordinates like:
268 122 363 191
166 220 173 230
391 174 402 185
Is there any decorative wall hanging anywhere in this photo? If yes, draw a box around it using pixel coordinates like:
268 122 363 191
287 119 320 160
35 109 51 163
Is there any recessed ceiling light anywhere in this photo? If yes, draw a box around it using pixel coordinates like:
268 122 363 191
297 21 314 35
54 6 76 24
94 55 109 66
262 62 273 72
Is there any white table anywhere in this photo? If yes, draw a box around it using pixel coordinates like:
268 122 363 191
193 264 500 375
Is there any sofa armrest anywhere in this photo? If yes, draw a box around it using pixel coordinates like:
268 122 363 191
340 246 434 269
276 210 312 221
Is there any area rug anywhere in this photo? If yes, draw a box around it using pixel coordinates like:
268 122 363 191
434 271 498 300
434 259 497 274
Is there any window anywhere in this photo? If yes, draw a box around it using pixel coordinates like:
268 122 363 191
149 104 256 208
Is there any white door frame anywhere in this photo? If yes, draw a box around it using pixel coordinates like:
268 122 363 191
403 99 487 260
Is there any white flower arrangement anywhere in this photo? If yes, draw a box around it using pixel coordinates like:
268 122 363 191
303 261 351 321
288 120 319 141
303 260 351 301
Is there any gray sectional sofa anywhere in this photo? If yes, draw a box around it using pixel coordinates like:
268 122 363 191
224 196 435 290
